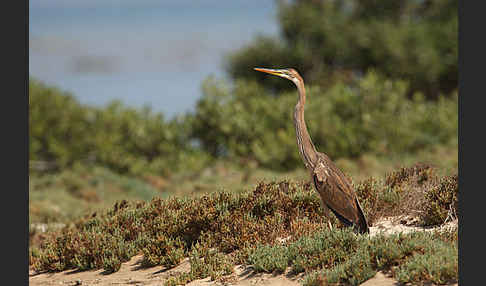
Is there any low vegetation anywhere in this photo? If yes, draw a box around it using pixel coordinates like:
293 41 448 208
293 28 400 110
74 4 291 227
29 165 163 224
302 230 457 285
30 164 458 285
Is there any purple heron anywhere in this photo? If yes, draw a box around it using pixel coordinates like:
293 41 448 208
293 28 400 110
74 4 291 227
254 67 369 234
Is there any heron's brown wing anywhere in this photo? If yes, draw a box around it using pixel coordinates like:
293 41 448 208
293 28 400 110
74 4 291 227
312 155 360 224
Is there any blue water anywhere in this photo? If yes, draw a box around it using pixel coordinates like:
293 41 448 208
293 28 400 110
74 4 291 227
29 0 279 117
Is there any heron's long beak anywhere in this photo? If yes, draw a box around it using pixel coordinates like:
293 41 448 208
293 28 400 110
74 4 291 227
254 67 286 78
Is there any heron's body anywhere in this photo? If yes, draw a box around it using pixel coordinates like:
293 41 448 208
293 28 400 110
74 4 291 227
254 67 369 234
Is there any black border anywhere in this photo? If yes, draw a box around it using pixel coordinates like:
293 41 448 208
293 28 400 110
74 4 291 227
7 0 28 283
458 0 478 285
25 0 29 282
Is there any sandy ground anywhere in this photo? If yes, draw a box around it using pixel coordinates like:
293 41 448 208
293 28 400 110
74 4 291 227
29 216 458 286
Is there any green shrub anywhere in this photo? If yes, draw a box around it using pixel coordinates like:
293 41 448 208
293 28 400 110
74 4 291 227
166 246 234 286
302 231 457 286
29 79 95 168
30 71 457 175
287 229 360 273
304 250 375 286
226 0 457 99
248 244 289 273
29 79 210 176
190 72 457 170
395 241 458 285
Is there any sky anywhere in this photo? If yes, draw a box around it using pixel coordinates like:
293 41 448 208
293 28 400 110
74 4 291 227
29 0 279 118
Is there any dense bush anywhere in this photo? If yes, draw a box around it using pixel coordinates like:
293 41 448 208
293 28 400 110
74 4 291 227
190 72 457 170
29 79 210 176
226 0 457 99
30 70 457 174
29 79 95 167
86 101 209 175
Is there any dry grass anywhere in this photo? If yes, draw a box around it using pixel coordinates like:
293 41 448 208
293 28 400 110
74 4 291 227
355 163 457 226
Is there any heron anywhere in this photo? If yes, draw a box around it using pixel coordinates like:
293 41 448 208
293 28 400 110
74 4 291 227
254 67 369 234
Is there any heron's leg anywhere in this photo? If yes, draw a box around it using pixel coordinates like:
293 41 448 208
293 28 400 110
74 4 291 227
319 197 333 231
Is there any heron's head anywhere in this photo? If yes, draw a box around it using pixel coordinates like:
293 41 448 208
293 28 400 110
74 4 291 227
254 67 303 86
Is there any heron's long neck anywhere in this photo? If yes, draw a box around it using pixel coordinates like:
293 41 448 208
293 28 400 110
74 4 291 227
293 82 318 170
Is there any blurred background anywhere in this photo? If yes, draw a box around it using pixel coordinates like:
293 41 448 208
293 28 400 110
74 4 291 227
29 0 457 226
29 0 279 117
